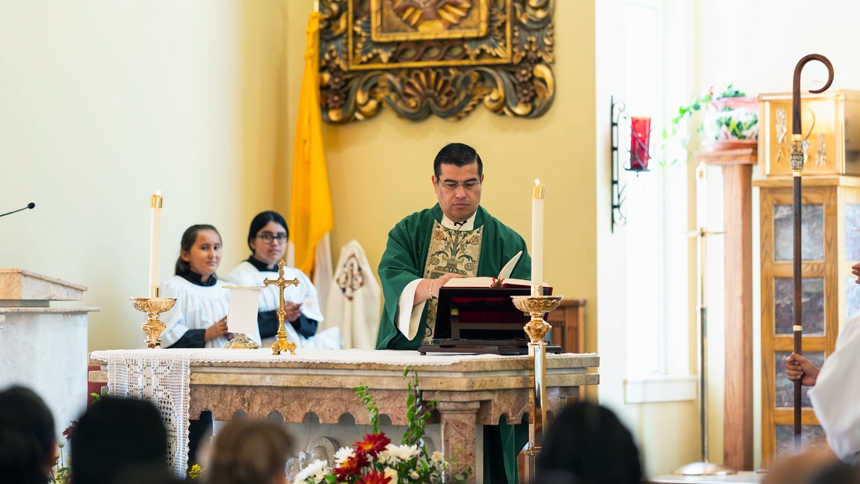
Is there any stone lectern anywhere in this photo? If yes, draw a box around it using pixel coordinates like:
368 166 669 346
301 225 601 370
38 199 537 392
0 269 99 438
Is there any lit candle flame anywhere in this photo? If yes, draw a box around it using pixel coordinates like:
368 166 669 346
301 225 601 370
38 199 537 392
535 179 540 185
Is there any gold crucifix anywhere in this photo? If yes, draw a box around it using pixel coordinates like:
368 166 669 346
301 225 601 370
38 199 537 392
264 259 300 355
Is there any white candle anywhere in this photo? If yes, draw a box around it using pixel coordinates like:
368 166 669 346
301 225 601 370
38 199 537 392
696 163 707 231
149 191 163 297
532 179 545 295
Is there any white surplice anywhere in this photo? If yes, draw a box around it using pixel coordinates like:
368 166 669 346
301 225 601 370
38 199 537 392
324 240 380 349
809 313 860 463
158 275 261 349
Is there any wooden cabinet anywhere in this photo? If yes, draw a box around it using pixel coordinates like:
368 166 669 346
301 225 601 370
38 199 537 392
756 176 860 466
546 298 586 355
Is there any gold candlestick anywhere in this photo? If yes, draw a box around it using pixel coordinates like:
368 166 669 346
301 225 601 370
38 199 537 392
264 260 300 355
130 297 176 349
511 290 563 476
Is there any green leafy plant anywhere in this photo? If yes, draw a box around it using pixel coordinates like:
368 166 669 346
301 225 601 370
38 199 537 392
660 84 752 166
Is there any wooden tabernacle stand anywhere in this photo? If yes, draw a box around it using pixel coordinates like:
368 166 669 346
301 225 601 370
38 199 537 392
419 286 563 355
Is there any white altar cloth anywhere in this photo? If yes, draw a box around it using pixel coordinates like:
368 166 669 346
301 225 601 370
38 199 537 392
90 348 594 367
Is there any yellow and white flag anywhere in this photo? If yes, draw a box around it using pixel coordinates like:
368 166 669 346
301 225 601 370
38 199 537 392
288 11 333 309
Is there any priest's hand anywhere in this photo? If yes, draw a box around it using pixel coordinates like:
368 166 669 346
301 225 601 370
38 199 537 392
852 262 860 283
205 317 229 342
415 274 460 304
284 301 303 322
786 352 820 386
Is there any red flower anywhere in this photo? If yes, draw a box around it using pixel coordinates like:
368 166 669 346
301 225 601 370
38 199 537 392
354 433 391 457
334 453 368 481
62 421 77 442
357 470 392 484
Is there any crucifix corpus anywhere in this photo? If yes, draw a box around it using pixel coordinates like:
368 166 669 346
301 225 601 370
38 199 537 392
790 54 834 449
264 259 300 355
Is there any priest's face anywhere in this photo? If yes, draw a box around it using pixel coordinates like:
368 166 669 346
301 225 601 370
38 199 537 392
250 221 288 267
432 162 483 222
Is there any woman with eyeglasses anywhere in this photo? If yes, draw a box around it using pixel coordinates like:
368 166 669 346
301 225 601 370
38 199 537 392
226 211 340 349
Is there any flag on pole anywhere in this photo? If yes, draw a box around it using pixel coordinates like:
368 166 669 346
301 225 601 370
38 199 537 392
289 11 334 305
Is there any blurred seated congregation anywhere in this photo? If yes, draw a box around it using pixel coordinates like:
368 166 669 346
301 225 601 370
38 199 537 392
4 1 860 484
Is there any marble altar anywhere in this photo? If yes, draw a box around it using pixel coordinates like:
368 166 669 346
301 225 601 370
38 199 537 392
89 348 599 483
0 269 99 449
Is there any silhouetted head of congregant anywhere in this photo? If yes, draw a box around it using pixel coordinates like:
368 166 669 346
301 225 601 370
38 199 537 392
71 397 168 484
0 386 57 484
207 418 293 484
536 401 643 484
432 143 485 223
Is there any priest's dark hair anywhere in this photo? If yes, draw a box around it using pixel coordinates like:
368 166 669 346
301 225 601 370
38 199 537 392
0 386 56 484
434 142 483 178
536 401 643 484
174 224 221 275
70 396 168 484
247 211 289 253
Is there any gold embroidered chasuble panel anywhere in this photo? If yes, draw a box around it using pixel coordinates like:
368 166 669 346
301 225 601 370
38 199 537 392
420 221 483 345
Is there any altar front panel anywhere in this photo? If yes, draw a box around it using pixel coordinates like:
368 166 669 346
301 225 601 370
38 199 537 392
90 349 599 483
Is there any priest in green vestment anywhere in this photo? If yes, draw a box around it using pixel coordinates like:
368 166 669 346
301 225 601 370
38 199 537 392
376 142 530 484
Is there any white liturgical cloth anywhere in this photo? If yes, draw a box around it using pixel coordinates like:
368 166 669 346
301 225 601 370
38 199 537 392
324 240 380 349
224 286 263 338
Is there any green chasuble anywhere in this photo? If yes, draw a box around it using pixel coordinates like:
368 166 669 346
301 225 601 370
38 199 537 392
376 204 530 484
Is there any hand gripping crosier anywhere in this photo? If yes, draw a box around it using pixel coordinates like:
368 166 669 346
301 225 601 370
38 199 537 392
264 259 300 355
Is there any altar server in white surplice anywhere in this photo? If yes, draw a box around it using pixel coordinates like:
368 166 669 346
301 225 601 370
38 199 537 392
159 225 260 349
160 224 253 349
324 240 380 350
226 211 340 349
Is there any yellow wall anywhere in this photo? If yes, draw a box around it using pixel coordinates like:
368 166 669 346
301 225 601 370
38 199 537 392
261 0 600 363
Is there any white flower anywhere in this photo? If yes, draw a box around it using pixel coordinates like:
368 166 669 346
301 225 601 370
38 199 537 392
384 467 398 482
431 451 444 463
378 443 420 464
411 471 421 479
294 460 331 484
334 447 355 466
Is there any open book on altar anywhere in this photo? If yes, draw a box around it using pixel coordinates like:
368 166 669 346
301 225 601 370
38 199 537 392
437 251 547 289
419 252 561 356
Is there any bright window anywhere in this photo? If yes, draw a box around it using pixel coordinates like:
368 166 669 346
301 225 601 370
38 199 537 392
625 0 666 376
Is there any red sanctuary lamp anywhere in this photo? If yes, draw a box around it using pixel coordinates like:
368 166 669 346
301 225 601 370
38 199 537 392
629 116 651 171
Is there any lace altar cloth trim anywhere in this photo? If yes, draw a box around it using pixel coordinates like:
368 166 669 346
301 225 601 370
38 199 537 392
105 351 191 477
92 348 595 367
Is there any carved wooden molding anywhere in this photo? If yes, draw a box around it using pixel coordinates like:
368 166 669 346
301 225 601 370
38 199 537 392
319 0 555 123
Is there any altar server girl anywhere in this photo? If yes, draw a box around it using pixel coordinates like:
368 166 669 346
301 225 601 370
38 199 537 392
160 224 258 348
226 211 340 349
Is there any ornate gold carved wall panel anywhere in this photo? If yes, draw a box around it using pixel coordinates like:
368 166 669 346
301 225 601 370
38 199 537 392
319 0 555 123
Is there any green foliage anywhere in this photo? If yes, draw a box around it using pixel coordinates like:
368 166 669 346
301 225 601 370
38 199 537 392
660 84 748 166
402 367 438 448
353 385 380 434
